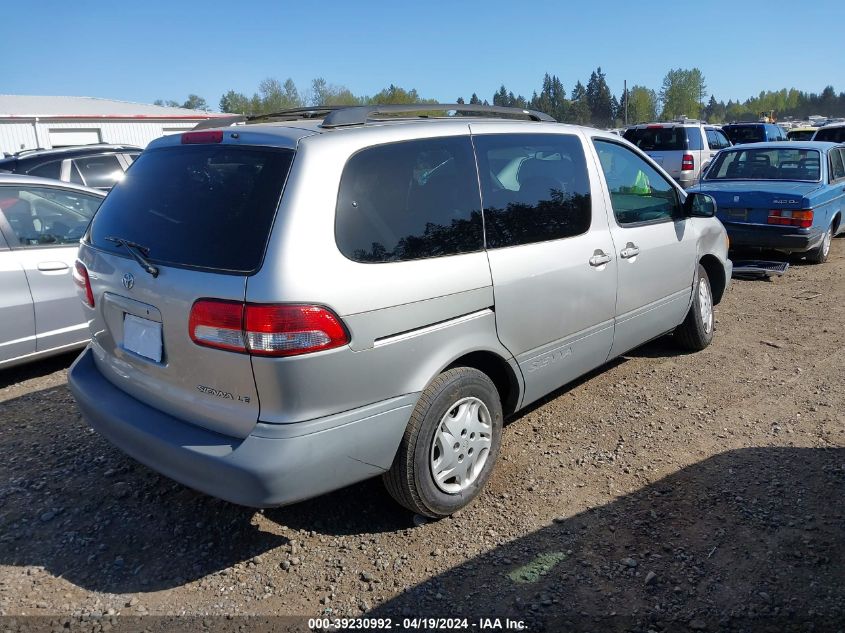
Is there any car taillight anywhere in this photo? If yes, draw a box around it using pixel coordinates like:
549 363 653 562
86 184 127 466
189 300 246 352
244 304 349 357
181 130 223 144
189 300 349 357
768 209 813 228
681 154 695 171
72 261 94 307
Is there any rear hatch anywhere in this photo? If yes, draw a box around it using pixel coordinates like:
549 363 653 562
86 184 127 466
623 125 698 180
78 137 295 438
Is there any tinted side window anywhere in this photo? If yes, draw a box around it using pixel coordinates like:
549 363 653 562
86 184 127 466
335 137 482 263
26 160 62 180
73 154 124 188
594 140 680 225
714 130 731 148
684 128 703 150
830 149 845 182
705 130 719 149
473 133 591 249
0 185 101 248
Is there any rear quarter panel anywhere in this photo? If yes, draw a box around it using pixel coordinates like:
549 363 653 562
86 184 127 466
245 123 513 424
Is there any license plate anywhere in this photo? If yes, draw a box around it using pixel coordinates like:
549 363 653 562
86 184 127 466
123 314 163 362
723 208 748 221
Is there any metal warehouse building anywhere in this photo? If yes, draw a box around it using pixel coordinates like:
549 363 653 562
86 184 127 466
0 95 228 155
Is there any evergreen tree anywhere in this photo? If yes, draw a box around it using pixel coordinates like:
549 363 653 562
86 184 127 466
568 81 591 125
585 67 614 127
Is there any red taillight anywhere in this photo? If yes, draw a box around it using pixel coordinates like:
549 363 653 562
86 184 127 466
647 125 663 129
681 154 695 171
768 209 813 228
189 300 245 352
244 304 349 357
181 130 224 144
72 261 94 307
188 301 349 357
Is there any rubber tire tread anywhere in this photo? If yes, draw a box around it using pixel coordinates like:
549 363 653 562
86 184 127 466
674 264 714 352
383 367 501 518
805 224 832 265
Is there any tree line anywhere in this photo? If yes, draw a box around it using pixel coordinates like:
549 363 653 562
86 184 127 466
156 69 845 127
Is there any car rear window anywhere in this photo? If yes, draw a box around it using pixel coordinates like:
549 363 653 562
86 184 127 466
814 127 845 143
88 145 293 273
705 148 821 181
723 125 766 144
623 126 700 151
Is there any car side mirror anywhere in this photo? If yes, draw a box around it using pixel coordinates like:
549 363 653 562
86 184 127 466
684 192 716 218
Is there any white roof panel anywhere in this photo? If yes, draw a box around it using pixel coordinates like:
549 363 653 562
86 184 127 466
0 95 227 119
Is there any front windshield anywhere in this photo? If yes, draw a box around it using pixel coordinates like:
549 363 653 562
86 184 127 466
704 148 821 182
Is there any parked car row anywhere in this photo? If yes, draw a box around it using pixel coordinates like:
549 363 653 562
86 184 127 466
1 103 840 520
0 144 140 191
621 118 845 263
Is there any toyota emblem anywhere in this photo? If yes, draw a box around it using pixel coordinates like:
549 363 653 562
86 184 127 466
122 273 135 290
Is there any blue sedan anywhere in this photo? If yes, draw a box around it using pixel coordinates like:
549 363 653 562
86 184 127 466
689 141 845 264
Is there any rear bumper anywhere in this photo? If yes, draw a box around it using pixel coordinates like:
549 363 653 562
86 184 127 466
68 347 415 507
723 223 823 253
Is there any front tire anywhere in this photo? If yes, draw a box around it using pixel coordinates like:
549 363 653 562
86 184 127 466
674 264 715 351
384 367 503 518
805 223 833 264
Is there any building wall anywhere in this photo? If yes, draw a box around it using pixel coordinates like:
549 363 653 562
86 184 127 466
0 118 204 154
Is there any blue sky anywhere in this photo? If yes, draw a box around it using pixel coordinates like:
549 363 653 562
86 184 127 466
2 0 843 110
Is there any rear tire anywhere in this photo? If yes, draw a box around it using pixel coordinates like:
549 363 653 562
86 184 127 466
674 264 715 351
805 223 833 264
384 367 503 519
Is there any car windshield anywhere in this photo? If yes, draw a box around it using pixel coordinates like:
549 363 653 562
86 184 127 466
705 148 821 182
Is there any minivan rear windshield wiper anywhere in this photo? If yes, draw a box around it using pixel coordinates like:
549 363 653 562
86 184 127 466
105 236 159 278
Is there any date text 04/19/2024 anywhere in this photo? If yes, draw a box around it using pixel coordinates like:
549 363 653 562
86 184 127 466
307 617 527 630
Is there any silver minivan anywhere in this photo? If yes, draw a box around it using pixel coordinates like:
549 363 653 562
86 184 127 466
69 105 731 518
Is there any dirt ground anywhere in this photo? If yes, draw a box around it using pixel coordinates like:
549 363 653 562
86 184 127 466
1 241 843 632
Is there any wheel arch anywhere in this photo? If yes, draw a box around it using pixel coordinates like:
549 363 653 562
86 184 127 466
443 350 522 416
699 254 727 305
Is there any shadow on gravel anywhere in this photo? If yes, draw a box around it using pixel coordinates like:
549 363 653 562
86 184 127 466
370 447 845 632
0 350 79 389
0 383 410 594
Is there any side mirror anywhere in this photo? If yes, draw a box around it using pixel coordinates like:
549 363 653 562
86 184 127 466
684 192 716 218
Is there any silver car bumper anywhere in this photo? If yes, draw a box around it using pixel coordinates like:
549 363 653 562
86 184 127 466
68 347 415 507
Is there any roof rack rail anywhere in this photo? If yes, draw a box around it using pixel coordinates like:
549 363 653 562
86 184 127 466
320 103 555 127
193 103 555 131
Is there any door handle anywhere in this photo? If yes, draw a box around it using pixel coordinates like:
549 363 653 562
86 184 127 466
589 251 612 267
37 261 70 272
620 245 640 259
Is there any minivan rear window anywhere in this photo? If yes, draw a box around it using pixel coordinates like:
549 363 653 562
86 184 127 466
623 126 700 151
88 146 293 273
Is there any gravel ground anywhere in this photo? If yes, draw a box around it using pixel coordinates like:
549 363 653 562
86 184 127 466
0 241 843 632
